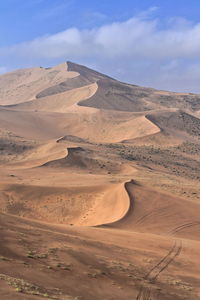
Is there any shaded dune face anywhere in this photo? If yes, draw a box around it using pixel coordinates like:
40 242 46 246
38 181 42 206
35 61 111 99
107 181 200 240
7 83 98 113
0 63 79 105
146 111 200 138
41 146 126 174
79 78 155 112
0 61 200 300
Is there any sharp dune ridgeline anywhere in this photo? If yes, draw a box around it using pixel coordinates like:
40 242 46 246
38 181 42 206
0 61 200 300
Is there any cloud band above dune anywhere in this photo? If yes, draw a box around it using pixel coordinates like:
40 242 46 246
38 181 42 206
1 12 200 92
2 15 200 60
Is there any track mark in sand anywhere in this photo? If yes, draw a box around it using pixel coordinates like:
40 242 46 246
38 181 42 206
145 240 182 282
135 207 167 225
169 222 200 235
136 240 182 300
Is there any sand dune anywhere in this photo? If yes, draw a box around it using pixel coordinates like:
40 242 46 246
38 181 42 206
7 83 98 113
125 109 200 146
0 62 200 300
107 181 200 240
0 63 79 105
0 109 160 144
146 110 200 139
34 61 110 99
42 146 121 174
6 140 69 169
0 181 130 226
49 110 160 144
0 108 66 140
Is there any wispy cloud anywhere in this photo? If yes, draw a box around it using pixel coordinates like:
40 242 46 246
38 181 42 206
1 12 200 92
33 0 75 20
137 6 159 18
5 16 200 60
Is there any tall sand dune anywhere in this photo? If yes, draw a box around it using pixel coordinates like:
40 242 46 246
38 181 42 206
0 63 79 105
0 61 200 300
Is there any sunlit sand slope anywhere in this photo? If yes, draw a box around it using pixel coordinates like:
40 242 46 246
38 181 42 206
7 83 98 113
0 63 79 105
0 182 129 226
0 61 200 300
107 181 200 240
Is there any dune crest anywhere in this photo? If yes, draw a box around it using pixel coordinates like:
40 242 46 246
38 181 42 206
7 83 98 113
0 62 79 105
0 61 200 300
0 181 130 227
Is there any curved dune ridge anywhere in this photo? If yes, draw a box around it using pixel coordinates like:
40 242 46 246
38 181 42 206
123 109 200 146
40 146 135 175
59 111 160 144
42 146 114 172
7 83 98 113
0 61 161 144
0 109 160 145
1 177 200 236
0 182 130 227
0 63 80 105
0 62 200 299
6 140 69 169
107 181 200 240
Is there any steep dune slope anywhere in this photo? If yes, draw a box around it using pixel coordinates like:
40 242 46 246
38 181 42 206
1 61 200 113
0 182 129 226
54 110 160 143
0 63 79 105
42 146 118 173
7 83 98 113
0 108 67 140
41 145 135 175
35 61 110 98
108 181 200 240
79 78 156 112
125 109 200 146
66 63 200 113
0 61 200 300
5 140 68 169
146 110 200 139
0 107 160 143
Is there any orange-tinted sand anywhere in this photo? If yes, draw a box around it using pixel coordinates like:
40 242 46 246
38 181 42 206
0 62 199 299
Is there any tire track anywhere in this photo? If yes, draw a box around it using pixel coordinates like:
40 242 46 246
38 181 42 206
146 240 182 282
135 207 168 225
136 240 182 300
169 222 200 235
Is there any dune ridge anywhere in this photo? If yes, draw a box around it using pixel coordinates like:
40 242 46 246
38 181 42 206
0 181 130 227
0 61 200 300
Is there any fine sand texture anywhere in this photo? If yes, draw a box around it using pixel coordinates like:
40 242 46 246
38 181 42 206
0 62 200 300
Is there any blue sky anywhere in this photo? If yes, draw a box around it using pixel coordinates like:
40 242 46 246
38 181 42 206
1 0 200 45
1 0 200 92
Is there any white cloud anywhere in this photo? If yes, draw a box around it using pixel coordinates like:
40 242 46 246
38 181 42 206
5 15 200 60
1 13 200 92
